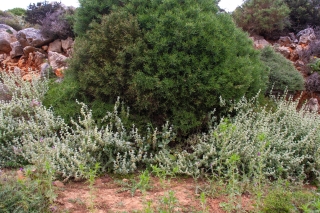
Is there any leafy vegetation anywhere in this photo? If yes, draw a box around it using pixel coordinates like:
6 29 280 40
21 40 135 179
1 0 320 211
260 46 304 92
73 0 121 37
0 54 319 212
6 8 26 16
284 0 320 33
24 1 75 39
0 10 24 30
233 0 290 36
68 0 268 138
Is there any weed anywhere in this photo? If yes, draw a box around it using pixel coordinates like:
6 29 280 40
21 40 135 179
157 190 179 213
116 170 151 196
80 162 101 212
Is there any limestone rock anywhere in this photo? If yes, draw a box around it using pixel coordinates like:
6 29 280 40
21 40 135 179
289 32 298 43
0 24 17 54
16 28 53 48
42 45 48 51
278 36 292 47
294 60 305 71
40 63 51 79
34 52 46 67
253 38 270 49
61 37 74 55
10 41 23 58
48 39 62 53
48 51 67 71
14 66 25 77
297 28 316 45
23 46 36 56
275 46 291 58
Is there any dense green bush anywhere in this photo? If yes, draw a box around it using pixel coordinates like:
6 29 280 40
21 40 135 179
69 0 268 137
74 0 122 37
260 46 304 92
284 0 320 33
6 8 26 16
233 0 290 36
42 75 114 126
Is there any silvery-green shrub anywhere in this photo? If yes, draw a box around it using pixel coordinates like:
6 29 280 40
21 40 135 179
156 93 320 183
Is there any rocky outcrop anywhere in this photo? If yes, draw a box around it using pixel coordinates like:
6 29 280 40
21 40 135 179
10 41 23 58
296 28 316 45
61 37 74 56
0 24 17 54
16 28 53 48
278 36 292 47
48 39 62 53
48 51 67 71
0 25 74 80
40 63 51 79
252 37 270 49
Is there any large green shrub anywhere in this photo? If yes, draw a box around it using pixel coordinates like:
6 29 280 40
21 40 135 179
233 0 290 36
74 0 123 37
260 46 304 92
284 0 320 33
68 0 268 137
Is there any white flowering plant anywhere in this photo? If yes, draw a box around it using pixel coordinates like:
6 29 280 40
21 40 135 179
0 72 176 179
155 93 320 183
1 71 320 184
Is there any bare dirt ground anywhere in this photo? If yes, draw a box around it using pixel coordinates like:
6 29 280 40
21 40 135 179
55 174 254 213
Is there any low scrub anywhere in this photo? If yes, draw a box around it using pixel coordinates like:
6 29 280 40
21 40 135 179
0 72 319 186
260 46 305 92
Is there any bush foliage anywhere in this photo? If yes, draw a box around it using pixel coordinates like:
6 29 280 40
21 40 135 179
260 46 304 92
39 8 75 39
284 0 320 33
73 0 122 37
24 1 74 39
233 0 290 36
6 8 26 16
69 0 268 137
0 10 23 30
1 72 320 185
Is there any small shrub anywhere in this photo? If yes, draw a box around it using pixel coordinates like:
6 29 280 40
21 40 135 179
262 188 294 213
25 1 62 25
305 72 320 92
260 46 304 92
6 8 26 16
155 93 320 183
0 10 23 30
0 171 50 212
42 76 83 123
308 57 320 73
40 8 74 39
